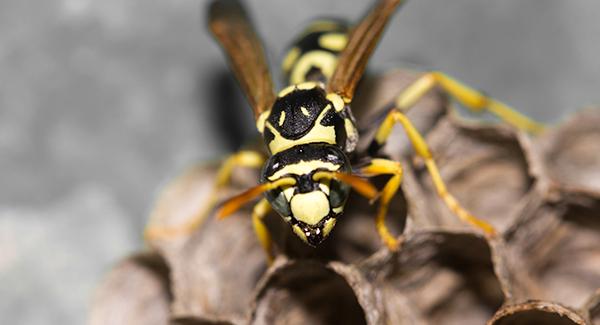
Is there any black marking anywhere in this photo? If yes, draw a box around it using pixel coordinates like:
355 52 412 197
283 19 349 85
297 174 315 193
305 66 328 83
263 127 275 144
291 213 340 247
368 141 384 157
266 87 329 140
261 143 351 181
320 108 338 127
290 19 349 58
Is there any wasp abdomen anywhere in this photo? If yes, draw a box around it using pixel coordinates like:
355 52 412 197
282 19 349 86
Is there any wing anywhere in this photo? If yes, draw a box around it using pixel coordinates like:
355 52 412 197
327 0 403 102
208 0 276 118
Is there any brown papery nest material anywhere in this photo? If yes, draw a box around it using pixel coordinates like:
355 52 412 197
90 70 600 325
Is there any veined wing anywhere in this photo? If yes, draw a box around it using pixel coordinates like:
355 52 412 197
208 0 276 118
327 0 403 102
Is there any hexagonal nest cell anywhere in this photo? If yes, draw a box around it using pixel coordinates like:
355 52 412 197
90 70 600 325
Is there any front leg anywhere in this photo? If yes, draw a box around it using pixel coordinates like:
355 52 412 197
359 158 404 251
251 198 274 264
369 109 496 237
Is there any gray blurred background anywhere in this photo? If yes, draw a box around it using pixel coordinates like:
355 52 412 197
0 0 598 324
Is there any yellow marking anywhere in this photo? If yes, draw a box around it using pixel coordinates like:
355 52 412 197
304 20 341 34
278 84 296 97
297 81 322 90
265 106 337 154
290 191 330 226
344 118 358 152
300 106 310 116
283 187 295 201
268 160 339 181
318 178 330 195
256 110 270 133
278 111 286 126
292 224 308 243
326 93 345 112
332 206 343 214
318 33 348 51
322 218 337 237
282 47 301 72
290 51 337 85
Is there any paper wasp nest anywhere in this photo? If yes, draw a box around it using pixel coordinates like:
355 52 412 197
90 71 600 325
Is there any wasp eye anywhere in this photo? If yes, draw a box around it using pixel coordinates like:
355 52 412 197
329 179 350 209
265 188 291 217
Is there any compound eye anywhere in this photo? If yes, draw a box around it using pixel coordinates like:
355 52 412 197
328 179 350 208
265 187 292 217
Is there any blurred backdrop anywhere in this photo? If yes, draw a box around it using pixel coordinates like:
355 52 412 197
0 0 598 324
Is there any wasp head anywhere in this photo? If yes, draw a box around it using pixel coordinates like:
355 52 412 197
262 144 352 246
217 144 376 247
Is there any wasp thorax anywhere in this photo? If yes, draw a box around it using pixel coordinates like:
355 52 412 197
259 82 349 156
261 144 351 246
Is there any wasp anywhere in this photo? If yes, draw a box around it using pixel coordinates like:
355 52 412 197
146 0 544 261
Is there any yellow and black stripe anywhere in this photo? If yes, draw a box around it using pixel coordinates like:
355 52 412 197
282 19 349 86
153 0 545 259
260 143 351 246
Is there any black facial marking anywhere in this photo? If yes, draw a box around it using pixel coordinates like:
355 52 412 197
291 214 339 247
297 174 315 193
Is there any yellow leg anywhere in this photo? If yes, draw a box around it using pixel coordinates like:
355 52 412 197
360 158 404 251
373 110 497 237
252 198 274 264
393 71 545 134
144 150 265 241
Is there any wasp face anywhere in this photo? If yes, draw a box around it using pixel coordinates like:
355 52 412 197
262 144 351 246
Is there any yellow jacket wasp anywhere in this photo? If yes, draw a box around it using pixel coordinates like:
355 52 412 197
146 0 544 262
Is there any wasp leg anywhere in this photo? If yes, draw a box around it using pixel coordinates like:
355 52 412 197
360 158 404 251
144 150 265 241
371 109 497 237
252 198 274 264
392 71 545 134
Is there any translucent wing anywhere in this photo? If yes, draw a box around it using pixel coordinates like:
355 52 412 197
327 0 403 101
208 0 276 118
